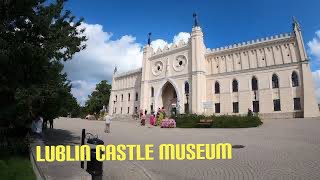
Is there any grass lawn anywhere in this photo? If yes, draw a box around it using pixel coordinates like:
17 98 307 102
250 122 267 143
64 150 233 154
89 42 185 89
0 156 36 180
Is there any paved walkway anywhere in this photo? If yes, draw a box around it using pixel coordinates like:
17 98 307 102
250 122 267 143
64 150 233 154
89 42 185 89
47 117 320 180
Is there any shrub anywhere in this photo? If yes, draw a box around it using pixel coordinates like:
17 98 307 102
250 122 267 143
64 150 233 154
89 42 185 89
211 115 262 128
175 114 205 128
175 114 262 128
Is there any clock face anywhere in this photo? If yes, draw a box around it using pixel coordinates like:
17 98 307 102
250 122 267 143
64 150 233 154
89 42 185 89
152 61 164 76
173 55 187 72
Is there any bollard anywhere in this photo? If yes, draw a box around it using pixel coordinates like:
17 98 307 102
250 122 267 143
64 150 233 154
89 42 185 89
86 136 104 180
81 129 85 169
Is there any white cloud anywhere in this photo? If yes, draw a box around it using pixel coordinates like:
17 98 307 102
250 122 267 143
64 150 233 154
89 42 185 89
308 30 320 103
63 23 143 105
151 32 190 51
312 70 320 103
151 39 169 52
70 80 96 105
173 32 190 44
64 22 189 105
307 30 320 61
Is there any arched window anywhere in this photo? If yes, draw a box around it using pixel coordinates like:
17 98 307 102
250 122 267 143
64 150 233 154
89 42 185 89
184 82 190 94
252 77 258 91
215 82 220 94
151 87 154 97
135 92 138 101
292 71 299 87
121 94 123 101
115 95 117 102
272 74 279 88
232 79 238 92
128 93 131 101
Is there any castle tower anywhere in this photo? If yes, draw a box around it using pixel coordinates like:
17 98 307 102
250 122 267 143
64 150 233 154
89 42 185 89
293 17 319 117
190 14 207 114
140 37 153 112
108 67 117 115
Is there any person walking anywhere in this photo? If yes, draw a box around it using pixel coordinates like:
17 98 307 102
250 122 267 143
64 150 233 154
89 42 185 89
149 112 155 126
141 113 146 126
104 113 112 133
31 114 43 138
49 119 53 129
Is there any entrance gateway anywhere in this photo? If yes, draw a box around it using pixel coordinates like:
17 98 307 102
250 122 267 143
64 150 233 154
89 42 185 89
156 80 179 116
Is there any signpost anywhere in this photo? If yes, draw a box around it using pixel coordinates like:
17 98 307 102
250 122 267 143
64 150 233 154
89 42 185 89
202 101 213 114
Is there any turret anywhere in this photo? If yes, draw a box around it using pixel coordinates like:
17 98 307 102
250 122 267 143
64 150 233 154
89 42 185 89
140 34 153 111
108 66 118 115
190 13 207 114
292 17 319 117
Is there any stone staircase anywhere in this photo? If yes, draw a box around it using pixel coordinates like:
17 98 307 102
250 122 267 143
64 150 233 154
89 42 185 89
112 114 137 121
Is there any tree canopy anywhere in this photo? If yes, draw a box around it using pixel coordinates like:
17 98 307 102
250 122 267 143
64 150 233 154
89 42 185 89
0 0 86 127
85 80 112 115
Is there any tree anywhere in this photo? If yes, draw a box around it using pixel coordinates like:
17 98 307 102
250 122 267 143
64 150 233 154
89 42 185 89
85 80 111 115
0 0 86 128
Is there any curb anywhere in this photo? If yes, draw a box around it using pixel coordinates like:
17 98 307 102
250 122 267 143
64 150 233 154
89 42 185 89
30 141 46 180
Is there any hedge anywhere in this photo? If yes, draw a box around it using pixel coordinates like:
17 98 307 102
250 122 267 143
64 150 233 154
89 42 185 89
174 114 262 128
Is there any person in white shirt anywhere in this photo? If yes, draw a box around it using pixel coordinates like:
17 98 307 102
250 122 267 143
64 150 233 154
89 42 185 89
31 115 43 137
104 113 112 133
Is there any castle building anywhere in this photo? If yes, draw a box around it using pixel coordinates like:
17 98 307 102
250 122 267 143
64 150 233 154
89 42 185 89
108 16 319 118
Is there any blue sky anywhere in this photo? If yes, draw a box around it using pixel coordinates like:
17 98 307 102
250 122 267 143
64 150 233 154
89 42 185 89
62 0 320 105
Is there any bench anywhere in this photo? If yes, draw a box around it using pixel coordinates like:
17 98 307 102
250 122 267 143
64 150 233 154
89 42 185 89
197 119 213 127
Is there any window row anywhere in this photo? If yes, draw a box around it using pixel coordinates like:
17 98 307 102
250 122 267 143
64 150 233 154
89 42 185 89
115 92 139 102
213 97 301 114
214 71 300 94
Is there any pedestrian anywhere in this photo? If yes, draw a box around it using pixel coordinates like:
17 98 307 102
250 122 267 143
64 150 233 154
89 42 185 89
104 112 112 133
141 113 146 126
31 114 43 138
247 108 253 117
49 119 53 129
150 112 155 126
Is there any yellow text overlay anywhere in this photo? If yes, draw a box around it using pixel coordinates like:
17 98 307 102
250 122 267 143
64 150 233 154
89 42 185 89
36 143 232 162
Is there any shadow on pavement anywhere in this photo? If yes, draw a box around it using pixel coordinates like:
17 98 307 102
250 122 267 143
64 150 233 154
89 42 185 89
43 128 80 146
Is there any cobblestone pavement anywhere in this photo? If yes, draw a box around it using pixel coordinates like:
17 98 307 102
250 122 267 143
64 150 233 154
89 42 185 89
52 117 320 180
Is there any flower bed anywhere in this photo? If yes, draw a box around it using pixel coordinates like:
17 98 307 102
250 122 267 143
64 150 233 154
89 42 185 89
160 118 176 128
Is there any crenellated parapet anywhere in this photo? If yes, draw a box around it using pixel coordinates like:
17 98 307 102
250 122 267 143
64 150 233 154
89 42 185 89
206 33 293 55
151 38 190 58
205 32 300 75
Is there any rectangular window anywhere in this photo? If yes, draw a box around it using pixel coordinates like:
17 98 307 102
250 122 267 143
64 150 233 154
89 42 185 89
114 108 116 114
135 93 138 101
127 107 130 114
294 98 301 110
253 101 259 112
215 103 220 113
273 99 281 111
135 107 138 113
150 104 154 113
233 102 239 113
121 107 122 114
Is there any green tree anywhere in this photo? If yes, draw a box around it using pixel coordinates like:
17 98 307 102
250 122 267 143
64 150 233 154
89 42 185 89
85 80 111 115
0 0 86 128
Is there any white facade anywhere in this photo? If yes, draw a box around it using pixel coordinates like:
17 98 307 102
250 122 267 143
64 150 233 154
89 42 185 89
108 19 319 118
